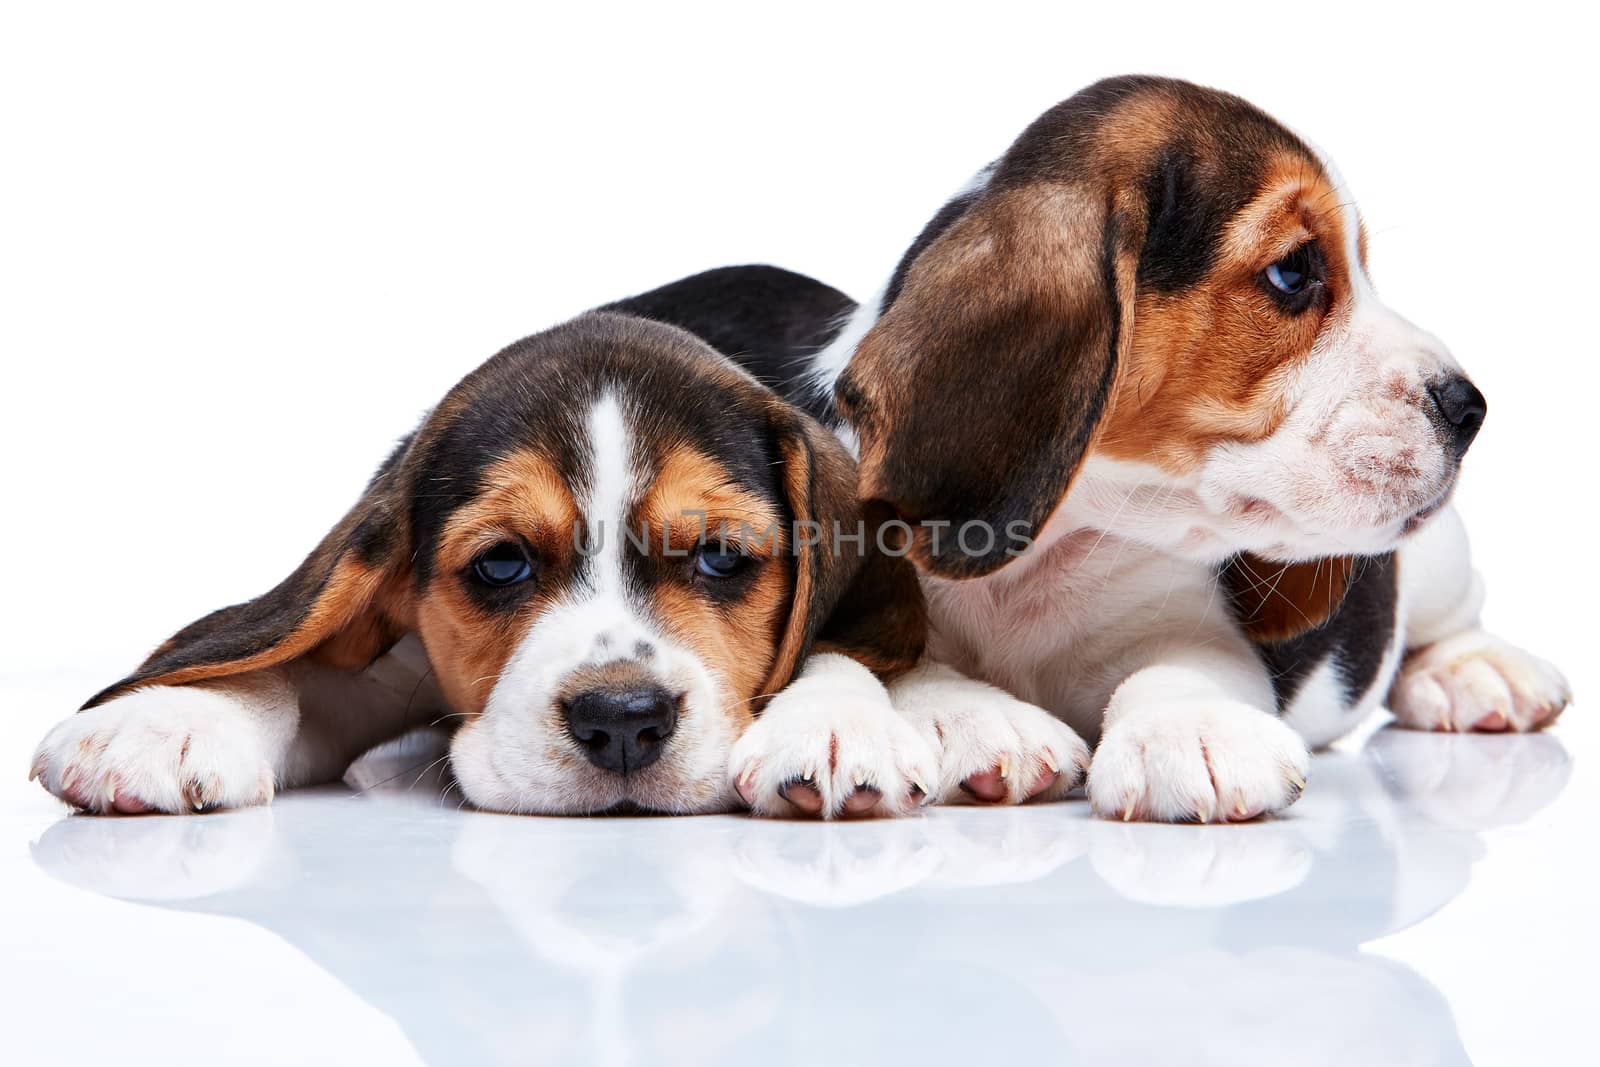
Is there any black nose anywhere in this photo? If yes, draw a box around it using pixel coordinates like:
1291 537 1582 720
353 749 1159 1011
563 686 679 774
1426 375 1487 457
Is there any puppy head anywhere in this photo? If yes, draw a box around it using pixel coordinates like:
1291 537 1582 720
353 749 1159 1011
87 313 922 813
841 76 1482 633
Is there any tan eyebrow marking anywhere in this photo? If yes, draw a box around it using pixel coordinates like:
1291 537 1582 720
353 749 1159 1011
417 448 580 714
634 445 784 552
1093 151 1354 473
436 450 579 568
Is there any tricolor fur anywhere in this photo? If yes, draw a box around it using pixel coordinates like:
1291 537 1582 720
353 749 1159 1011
616 75 1572 821
31 313 927 816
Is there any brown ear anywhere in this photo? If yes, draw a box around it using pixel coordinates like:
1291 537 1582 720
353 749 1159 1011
837 184 1138 579
760 408 927 696
1222 553 1358 643
82 455 414 709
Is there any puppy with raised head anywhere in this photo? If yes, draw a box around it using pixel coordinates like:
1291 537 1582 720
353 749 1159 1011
30 312 933 818
616 75 1572 822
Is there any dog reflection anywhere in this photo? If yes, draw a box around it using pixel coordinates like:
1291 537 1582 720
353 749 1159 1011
32 727 1570 1066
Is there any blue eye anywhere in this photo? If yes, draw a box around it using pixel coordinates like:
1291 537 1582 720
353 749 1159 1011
472 543 533 587
694 543 748 580
1263 242 1320 299
1264 260 1305 293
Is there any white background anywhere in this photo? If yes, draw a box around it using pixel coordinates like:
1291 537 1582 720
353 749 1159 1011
1 1 1594 673
1 2 1595 1064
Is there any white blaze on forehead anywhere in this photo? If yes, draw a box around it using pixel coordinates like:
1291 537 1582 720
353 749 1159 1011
452 388 738 815
583 391 635 599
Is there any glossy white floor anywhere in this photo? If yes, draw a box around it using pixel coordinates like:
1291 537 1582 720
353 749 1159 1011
1 670 1589 1067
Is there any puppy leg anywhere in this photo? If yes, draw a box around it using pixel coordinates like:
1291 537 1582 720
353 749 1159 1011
32 638 442 814
888 662 1089 805
729 653 938 819
1390 506 1571 733
1088 650 1311 823
31 671 299 814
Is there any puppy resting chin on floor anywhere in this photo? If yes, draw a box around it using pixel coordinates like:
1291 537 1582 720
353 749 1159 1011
30 312 931 817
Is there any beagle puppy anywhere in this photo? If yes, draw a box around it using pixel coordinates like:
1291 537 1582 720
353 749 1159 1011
614 75 1573 821
29 312 933 817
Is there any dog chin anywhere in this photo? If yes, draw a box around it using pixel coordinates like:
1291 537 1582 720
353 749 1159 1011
625 775 740 816
455 771 735 817
1256 511 1433 563
1229 515 1407 565
1400 487 1457 537
539 766 738 817
1272 478 1459 559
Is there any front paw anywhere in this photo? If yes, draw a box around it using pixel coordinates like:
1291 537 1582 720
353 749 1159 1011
1390 630 1570 733
729 655 936 819
1087 701 1310 823
890 664 1089 805
30 687 278 815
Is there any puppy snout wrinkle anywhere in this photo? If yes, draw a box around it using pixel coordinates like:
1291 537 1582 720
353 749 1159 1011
564 685 679 774
1426 375 1487 457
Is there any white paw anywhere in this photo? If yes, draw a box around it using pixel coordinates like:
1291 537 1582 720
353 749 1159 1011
30 686 279 814
1390 629 1570 733
890 663 1089 805
729 654 937 819
1088 701 1310 822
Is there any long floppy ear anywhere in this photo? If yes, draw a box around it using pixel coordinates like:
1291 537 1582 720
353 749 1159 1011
837 183 1139 579
1222 553 1359 642
82 452 415 709
759 407 927 697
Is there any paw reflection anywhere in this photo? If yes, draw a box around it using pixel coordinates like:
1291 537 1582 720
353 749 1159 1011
1089 822 1311 907
1368 727 1572 829
22 723 1575 1067
730 820 940 906
30 805 275 900
922 807 1089 888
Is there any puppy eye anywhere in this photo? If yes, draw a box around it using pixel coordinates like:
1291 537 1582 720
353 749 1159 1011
1261 241 1323 308
471 542 534 587
694 543 749 580
1264 257 1307 294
